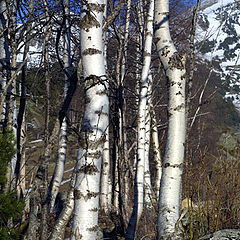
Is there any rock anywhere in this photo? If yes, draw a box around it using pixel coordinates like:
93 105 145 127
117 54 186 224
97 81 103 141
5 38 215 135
199 229 240 240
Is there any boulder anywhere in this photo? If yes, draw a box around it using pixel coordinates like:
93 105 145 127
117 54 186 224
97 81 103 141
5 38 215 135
199 229 240 240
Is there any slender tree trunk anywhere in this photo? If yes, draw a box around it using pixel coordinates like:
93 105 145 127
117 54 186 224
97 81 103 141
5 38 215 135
16 0 34 197
49 0 71 213
49 171 76 240
154 0 186 238
0 0 9 126
126 0 154 237
7 3 18 188
150 103 162 198
144 104 152 207
8 51 17 187
100 0 111 214
144 75 153 208
70 0 109 238
41 0 52 238
113 30 122 213
120 0 131 217
100 125 111 213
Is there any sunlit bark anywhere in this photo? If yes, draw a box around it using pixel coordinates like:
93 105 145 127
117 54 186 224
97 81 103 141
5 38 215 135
71 0 109 238
126 0 154 237
49 0 71 213
155 0 186 238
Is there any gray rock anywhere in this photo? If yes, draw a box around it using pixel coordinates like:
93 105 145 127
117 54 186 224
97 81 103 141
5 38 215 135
199 229 240 240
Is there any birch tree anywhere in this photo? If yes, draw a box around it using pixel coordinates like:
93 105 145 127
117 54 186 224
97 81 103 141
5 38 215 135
126 0 154 237
144 74 153 208
71 0 109 238
5 0 18 190
49 0 71 213
154 0 186 238
100 0 111 214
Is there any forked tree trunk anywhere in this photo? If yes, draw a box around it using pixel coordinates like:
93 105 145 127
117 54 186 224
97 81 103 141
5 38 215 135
154 0 186 239
70 0 109 238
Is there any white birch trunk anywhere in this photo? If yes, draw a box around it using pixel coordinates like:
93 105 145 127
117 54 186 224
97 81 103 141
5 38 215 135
49 117 68 212
144 103 152 207
133 0 144 177
126 0 154 237
49 171 76 240
100 125 111 213
154 0 186 238
150 103 162 198
71 0 109 238
8 49 17 190
119 0 131 217
120 0 131 83
5 0 18 188
100 0 111 214
144 75 153 208
49 0 71 213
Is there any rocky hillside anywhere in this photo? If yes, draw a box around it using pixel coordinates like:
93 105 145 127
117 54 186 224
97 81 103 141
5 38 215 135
196 0 240 110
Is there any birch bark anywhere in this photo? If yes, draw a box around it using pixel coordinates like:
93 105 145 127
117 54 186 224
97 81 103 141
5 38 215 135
150 103 162 197
49 171 76 240
100 0 111 214
49 0 71 213
16 0 34 199
100 125 111 213
144 103 152 207
6 0 18 190
120 0 131 214
126 0 154 237
154 0 186 238
144 75 153 208
71 0 109 238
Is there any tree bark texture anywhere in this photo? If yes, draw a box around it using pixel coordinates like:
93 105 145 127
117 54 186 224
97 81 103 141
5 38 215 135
49 0 71 213
126 0 154 237
155 0 186 239
71 0 109 238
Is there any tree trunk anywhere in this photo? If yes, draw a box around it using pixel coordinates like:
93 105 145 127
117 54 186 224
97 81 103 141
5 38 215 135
126 0 154 237
41 0 52 238
49 171 76 240
100 0 111 214
70 0 109 238
8 12 18 189
154 0 186 239
150 102 162 198
49 0 71 213
0 0 9 126
100 125 111 213
144 75 153 208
